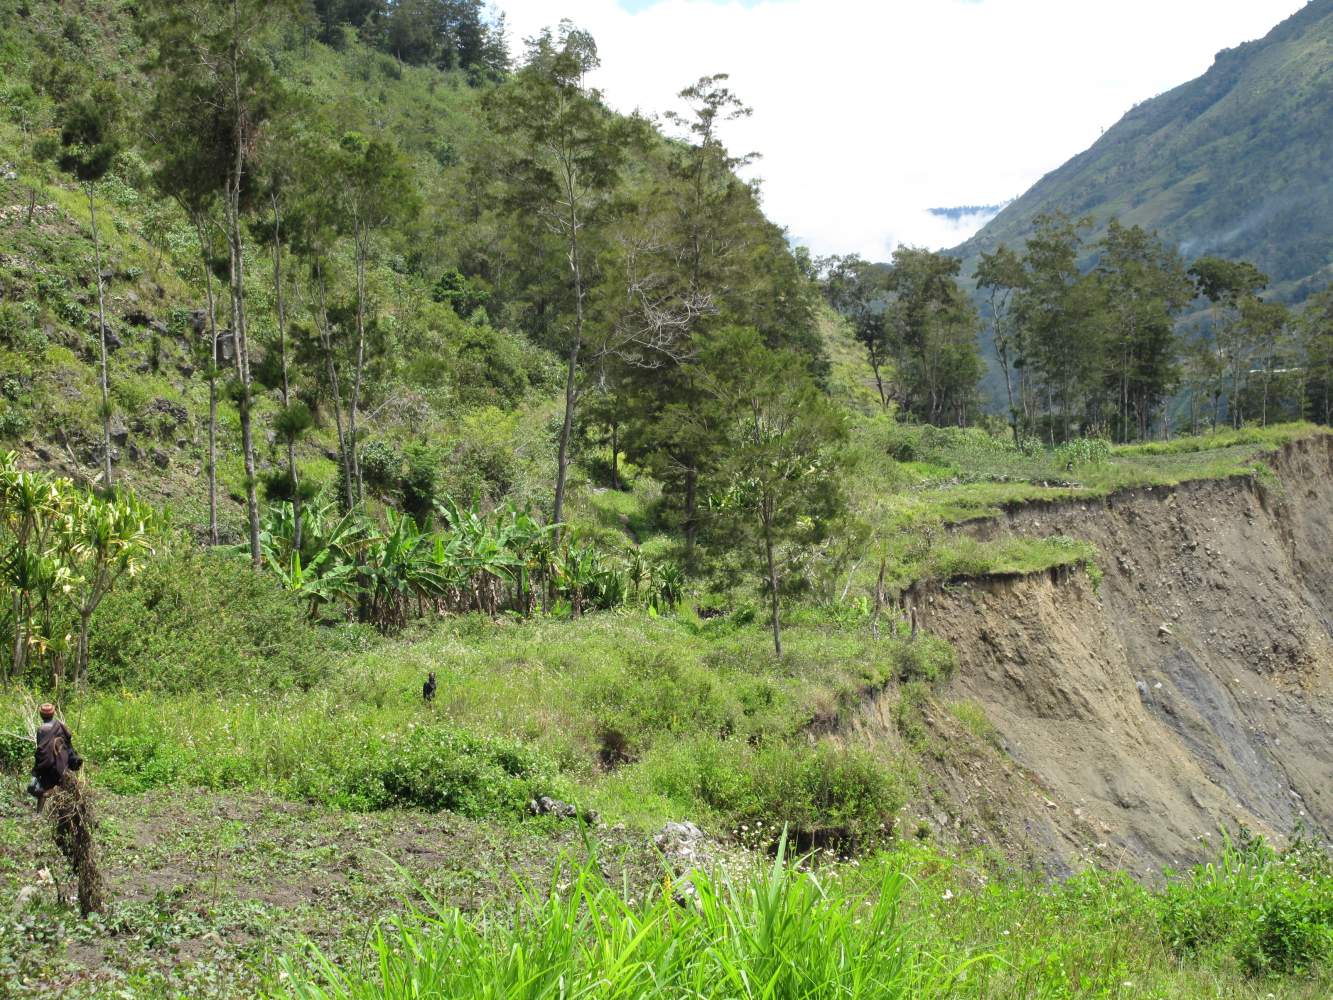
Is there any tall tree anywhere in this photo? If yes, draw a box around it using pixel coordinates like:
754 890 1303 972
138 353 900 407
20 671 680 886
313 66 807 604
1189 256 1269 429
250 119 315 544
620 74 820 566
334 130 417 504
701 327 845 658
282 132 356 511
883 247 982 426
1013 213 1101 443
54 90 121 489
145 89 231 544
974 245 1026 438
821 254 891 407
1240 297 1291 428
489 22 636 531
141 0 300 566
658 74 754 559
1094 221 1193 441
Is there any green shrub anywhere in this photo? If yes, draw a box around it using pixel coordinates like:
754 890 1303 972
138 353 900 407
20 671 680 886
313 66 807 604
401 441 439 520
1157 832 1333 974
579 649 734 762
303 724 556 817
0 302 47 354
892 634 957 683
440 436 518 504
1244 878 1333 974
454 325 529 408
893 681 930 749
947 700 998 746
89 548 366 691
636 736 907 850
0 730 29 773
359 439 402 493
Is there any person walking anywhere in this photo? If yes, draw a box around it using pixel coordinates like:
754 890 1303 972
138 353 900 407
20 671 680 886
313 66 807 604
28 704 81 812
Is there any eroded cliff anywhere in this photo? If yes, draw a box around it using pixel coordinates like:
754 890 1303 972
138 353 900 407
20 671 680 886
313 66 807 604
871 436 1333 876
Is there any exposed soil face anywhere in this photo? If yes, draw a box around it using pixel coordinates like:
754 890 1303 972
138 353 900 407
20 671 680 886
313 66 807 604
914 437 1333 877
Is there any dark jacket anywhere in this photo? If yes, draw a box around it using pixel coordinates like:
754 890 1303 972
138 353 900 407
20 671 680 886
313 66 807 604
33 720 76 791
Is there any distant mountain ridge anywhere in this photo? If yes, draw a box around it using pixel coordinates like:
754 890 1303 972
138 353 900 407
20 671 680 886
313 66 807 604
953 0 1333 304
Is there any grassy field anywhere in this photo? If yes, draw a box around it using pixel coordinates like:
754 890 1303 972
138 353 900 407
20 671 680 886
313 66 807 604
2 609 948 848
841 418 1329 594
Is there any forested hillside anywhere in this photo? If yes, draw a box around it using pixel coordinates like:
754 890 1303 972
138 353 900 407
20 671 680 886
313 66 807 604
0 0 820 554
955 0 1333 305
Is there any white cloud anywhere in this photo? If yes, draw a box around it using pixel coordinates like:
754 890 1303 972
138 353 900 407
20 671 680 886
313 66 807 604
498 0 1308 259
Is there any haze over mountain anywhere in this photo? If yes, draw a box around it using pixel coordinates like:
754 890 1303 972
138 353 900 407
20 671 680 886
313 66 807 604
953 0 1333 304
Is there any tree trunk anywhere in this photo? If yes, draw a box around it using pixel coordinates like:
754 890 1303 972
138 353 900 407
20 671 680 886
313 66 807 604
194 215 221 546
871 558 886 640
76 608 92 687
225 17 261 566
271 194 301 550
87 188 114 490
9 592 24 679
225 189 261 567
348 231 368 505
869 355 888 408
552 336 580 530
552 164 585 535
684 464 698 566
610 421 619 491
998 348 1017 442
311 258 354 512
762 499 782 659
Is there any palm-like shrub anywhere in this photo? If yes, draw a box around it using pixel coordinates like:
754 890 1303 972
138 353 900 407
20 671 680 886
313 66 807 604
1 451 158 688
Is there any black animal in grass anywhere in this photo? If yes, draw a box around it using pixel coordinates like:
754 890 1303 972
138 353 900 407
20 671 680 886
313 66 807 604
422 671 437 703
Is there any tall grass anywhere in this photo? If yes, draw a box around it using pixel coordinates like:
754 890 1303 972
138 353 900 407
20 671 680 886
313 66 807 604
273 832 1333 1000
275 838 986 1000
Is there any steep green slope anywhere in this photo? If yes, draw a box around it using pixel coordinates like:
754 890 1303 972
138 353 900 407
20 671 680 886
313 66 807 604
955 0 1333 304
0 0 557 535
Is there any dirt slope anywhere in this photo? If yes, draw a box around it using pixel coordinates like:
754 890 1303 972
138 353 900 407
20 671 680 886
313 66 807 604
909 436 1333 877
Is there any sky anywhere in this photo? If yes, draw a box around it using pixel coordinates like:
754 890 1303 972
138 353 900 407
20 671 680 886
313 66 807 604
498 0 1309 260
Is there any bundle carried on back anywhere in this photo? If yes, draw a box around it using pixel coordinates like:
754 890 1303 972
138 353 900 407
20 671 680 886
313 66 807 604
44 771 105 916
